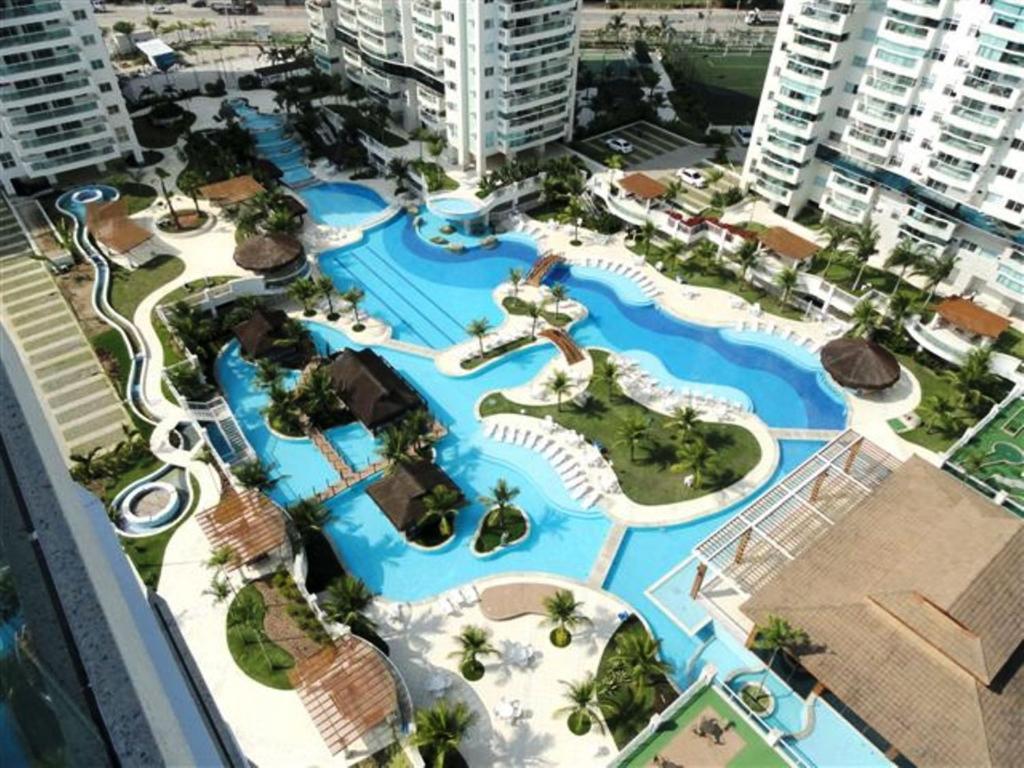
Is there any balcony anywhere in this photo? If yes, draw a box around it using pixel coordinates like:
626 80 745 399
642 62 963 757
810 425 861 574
797 1 853 35
758 154 803 183
0 25 73 51
820 191 871 224
936 129 993 163
841 125 894 158
753 173 796 205
499 123 564 151
4 99 100 128
769 110 818 141
852 99 903 131
860 73 916 106
0 76 92 104
410 1 440 24
501 38 573 68
960 74 1019 109
877 17 937 50
903 205 956 242
497 103 568 134
886 0 949 21
500 83 568 112
788 35 837 64
764 133 815 164
783 58 829 87
499 0 577 21
500 63 570 90
26 141 118 173
17 121 111 151
946 103 1007 139
926 158 978 188
0 1 63 25
498 16 574 46
0 50 81 77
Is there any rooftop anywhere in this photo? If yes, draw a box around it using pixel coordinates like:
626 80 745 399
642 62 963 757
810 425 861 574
326 348 423 431
86 199 153 254
758 226 820 262
233 233 304 272
936 296 1011 340
200 175 265 206
366 460 461 533
617 173 667 200
196 486 288 568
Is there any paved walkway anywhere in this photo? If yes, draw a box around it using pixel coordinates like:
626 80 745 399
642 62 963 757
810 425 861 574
0 197 129 458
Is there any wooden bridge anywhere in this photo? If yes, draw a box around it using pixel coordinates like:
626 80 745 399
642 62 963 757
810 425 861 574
526 251 562 286
539 328 585 365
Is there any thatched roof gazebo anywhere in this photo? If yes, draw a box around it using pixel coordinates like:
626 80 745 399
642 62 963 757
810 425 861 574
326 348 424 432
234 233 304 273
820 337 901 391
366 461 461 535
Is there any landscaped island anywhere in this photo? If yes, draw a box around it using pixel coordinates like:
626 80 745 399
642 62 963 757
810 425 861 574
479 350 761 505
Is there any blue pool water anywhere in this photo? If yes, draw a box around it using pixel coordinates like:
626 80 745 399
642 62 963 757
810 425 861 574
302 182 389 229
230 101 314 186
213 180 888 765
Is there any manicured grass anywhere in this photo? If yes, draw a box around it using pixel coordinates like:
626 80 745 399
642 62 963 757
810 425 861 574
460 335 535 370
618 686 786 768
89 328 132 399
502 295 571 327
951 398 1024 502
473 506 528 553
596 616 678 748
121 473 201 590
160 275 235 305
100 174 158 215
109 254 185 320
226 585 296 690
479 350 761 505
994 326 1024 360
152 308 184 367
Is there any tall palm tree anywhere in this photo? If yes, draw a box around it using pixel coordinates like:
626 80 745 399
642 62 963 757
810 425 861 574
508 266 524 298
542 589 591 647
386 156 412 193
660 238 684 266
609 630 672 696
378 424 413 471
563 197 586 243
526 301 543 338
849 298 880 339
342 285 365 324
604 154 625 173
288 277 319 316
948 347 993 412
735 239 761 284
555 675 605 735
422 484 463 539
615 414 649 462
921 252 958 304
752 614 809 681
263 383 300 434
885 292 913 335
668 405 702 444
639 220 658 258
848 218 880 291
298 366 338 426
466 317 491 357
595 358 620 398
154 167 180 228
547 370 572 411
287 498 329 537
818 217 850 275
774 266 799 306
479 478 520 538
449 625 500 679
410 700 476 768
548 282 569 318
322 575 377 637
671 435 716 489
177 168 205 215
604 12 626 46
254 359 283 391
233 459 274 490
884 238 926 296
316 275 338 318
144 15 162 35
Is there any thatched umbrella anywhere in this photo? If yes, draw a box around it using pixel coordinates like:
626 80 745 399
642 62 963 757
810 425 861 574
234 233 304 273
820 338 901 391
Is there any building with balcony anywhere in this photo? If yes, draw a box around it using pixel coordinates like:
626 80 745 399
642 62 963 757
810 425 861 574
0 0 140 194
306 0 580 174
742 0 1024 317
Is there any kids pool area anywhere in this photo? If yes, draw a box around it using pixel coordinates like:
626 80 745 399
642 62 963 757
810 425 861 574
212 182 890 765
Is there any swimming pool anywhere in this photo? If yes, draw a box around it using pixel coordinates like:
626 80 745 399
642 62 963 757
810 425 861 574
230 101 315 186
302 182 389 229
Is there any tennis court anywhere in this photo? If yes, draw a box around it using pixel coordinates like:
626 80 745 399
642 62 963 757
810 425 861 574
669 49 771 124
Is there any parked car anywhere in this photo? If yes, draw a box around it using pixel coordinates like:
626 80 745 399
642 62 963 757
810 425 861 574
676 168 707 188
152 4 172 13
733 126 753 146
604 137 634 155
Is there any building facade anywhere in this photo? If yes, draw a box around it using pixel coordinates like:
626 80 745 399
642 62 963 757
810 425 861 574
741 0 1024 316
307 0 580 174
0 1 141 194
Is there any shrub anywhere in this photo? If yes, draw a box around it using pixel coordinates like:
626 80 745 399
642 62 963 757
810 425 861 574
204 79 227 97
238 74 260 91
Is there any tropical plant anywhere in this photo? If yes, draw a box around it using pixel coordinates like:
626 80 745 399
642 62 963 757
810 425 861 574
379 423 414 470
386 156 412 193
287 498 329 537
884 238 926 296
264 382 301 434
526 300 543 338
144 15 161 35
154 167 180 228
315 275 338 319
608 629 672 696
297 366 339 426
563 197 587 243
547 369 572 411
604 12 626 45
254 358 284 391
548 282 569 318
774 266 799 305
542 589 591 647
322 574 377 637
288 276 319 316
421 484 463 539
177 168 205 215
595 358 620 398
70 446 104 482
449 625 500 680
478 478 520 538
885 292 913 335
752 614 809 681
639 220 658 258
671 435 716 489
342 285 365 325
205 576 231 603
233 459 275 490
615 413 649 462
918 393 964 434
410 699 476 768
734 239 761 284
848 218 880 291
112 20 135 36
849 298 880 339
948 347 994 412
660 238 685 265
466 317 491 357
604 154 625 172
508 266 524 298
555 674 605 735
921 252 958 304
818 217 851 274
668 405 702 444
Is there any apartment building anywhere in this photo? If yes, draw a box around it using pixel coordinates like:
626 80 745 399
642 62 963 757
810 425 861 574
307 0 580 175
742 0 1024 316
0 0 141 194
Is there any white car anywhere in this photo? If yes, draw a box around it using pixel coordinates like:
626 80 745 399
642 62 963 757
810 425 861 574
604 137 634 155
733 126 753 146
676 168 707 188
152 4 172 13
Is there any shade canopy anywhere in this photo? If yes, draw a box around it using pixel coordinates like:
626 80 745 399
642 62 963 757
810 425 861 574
936 296 1010 339
200 174 265 206
820 337 901 391
233 233 304 272
617 173 666 200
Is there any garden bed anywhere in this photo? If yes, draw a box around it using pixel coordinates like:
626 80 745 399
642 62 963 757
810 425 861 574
502 296 571 327
473 506 529 554
460 336 535 370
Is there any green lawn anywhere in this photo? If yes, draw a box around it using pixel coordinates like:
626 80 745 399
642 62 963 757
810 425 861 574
121 473 201 589
89 327 132 400
109 254 185 320
994 326 1024 360
502 295 571 327
619 686 786 768
159 275 235 306
473 506 528 553
461 335 535 370
479 350 761 505
951 398 1024 503
226 585 296 690
99 174 158 215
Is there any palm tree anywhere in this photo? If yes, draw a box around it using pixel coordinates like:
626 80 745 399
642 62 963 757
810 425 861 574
410 700 476 768
595 358 620 398
288 276 319 316
254 358 283 391
604 12 626 45
668 405 702 444
177 168 205 215
609 630 672 697
547 369 572 411
615 414 649 462
264 383 300 434
548 282 568 318
604 154 625 173
154 167 180 228
918 393 962 434
421 484 463 539
70 445 104 482
885 292 913 335
818 218 850 275
671 435 716 489
508 266 524 298
112 20 135 37
466 317 491 357
921 252 958 304
315 275 338 319
343 285 365 325
479 478 520 539
526 301 543 338
563 197 586 243
298 366 338 426
849 299 880 339
378 424 413 470
735 239 761 284
660 238 684 266
322 574 377 637
848 218 880 291
144 15 162 35
949 347 993 412
386 156 412 194
233 459 274 490
555 675 605 735
639 220 658 259
884 238 925 296
752 614 809 681
449 625 500 679
774 266 799 306
287 498 329 537
542 589 591 647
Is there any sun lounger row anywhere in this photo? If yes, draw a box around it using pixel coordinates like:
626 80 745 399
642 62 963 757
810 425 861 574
735 319 824 353
579 256 662 299
460 330 531 363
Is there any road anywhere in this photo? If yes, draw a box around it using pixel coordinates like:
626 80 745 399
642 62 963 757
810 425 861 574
98 2 762 37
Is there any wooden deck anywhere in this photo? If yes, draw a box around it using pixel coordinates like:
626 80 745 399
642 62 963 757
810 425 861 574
538 328 585 364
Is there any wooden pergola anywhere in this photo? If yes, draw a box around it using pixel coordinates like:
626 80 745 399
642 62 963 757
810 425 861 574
199 174 265 207
196 487 288 568
291 635 400 755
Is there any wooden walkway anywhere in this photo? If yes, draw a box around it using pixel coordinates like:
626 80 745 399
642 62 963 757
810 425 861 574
526 252 562 286
588 521 627 587
538 328 585 364
309 427 385 502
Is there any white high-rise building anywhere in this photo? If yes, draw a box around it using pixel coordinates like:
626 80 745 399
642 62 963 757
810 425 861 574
307 0 579 174
0 0 141 195
742 0 1024 316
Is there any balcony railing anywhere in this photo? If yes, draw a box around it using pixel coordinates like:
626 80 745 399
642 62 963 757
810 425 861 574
0 76 91 102
0 26 72 48
0 50 79 76
0 1 63 19
6 99 99 126
18 122 109 150
27 142 117 173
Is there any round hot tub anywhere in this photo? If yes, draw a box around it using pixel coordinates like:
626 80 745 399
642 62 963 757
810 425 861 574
72 188 104 205
121 481 181 531
426 195 485 222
